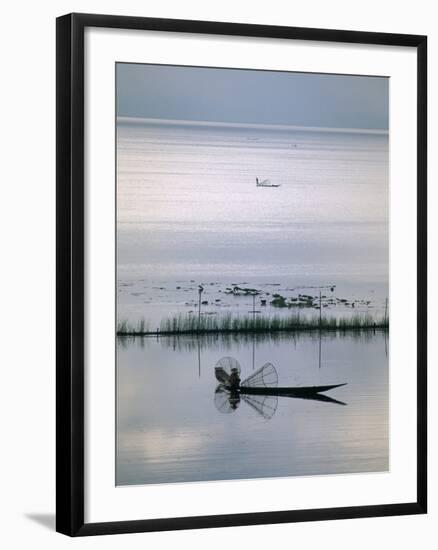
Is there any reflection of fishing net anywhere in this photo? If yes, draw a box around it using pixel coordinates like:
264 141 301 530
214 386 240 413
214 386 277 419
241 363 278 388
215 357 241 384
241 394 278 420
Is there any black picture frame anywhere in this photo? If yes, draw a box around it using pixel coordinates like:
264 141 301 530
56 12 427 537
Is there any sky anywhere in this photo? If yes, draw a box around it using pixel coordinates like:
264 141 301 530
116 63 389 131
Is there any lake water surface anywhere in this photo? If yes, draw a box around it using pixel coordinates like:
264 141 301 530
117 331 388 485
117 120 389 328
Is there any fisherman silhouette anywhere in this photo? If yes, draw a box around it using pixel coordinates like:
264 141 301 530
228 367 241 391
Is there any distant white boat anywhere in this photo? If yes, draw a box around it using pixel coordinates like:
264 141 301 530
256 177 281 188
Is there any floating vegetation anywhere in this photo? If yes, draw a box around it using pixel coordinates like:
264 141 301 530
270 294 288 307
270 293 315 308
225 286 261 295
117 312 388 336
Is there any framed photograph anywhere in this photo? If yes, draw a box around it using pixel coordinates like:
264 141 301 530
56 13 427 536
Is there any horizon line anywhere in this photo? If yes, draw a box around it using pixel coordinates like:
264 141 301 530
117 116 389 135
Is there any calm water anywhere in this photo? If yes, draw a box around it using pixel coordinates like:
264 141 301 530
117 332 388 485
116 119 389 485
117 119 389 328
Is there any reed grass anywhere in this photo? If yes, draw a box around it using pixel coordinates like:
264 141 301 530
117 318 149 334
117 313 388 336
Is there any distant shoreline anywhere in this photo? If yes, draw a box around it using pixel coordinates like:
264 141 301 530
117 115 389 135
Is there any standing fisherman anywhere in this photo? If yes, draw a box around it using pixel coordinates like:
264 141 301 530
228 367 241 391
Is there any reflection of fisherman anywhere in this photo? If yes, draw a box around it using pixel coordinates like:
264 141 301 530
228 367 241 391
228 392 240 410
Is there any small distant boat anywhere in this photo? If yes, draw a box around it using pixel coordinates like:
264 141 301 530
256 177 281 188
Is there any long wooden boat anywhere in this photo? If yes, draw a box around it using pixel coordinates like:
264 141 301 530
239 383 346 397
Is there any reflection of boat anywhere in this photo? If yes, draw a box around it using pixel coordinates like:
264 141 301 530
214 357 347 419
256 177 281 188
215 384 346 418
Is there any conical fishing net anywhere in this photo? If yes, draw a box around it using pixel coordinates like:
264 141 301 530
241 362 278 388
214 356 241 384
